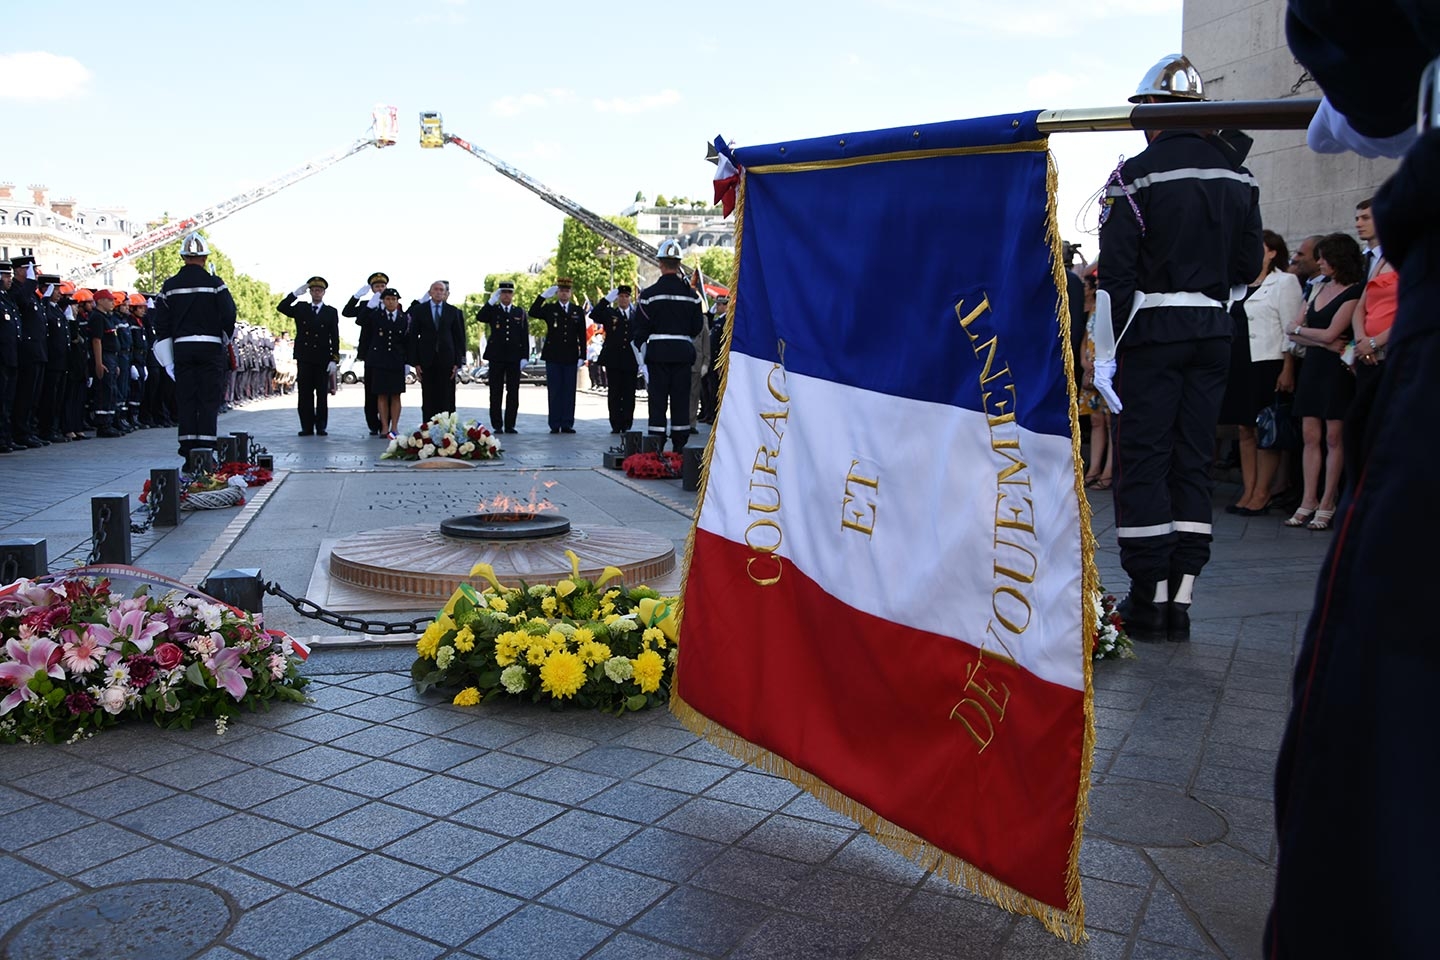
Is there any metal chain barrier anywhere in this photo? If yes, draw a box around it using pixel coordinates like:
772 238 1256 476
130 473 167 534
87 505 111 566
263 579 434 636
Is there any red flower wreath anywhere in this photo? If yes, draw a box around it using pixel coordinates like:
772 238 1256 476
622 451 684 479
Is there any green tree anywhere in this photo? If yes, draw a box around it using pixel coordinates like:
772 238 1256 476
472 269 556 345
554 215 640 306
654 195 668 207
683 247 737 291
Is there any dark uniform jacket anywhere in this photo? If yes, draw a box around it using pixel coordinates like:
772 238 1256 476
276 295 341 364
1098 130 1263 350
70 307 92 374
634 274 703 364
11 276 44 364
591 301 639 370
476 301 530 363
88 310 119 353
406 300 465 372
342 296 373 361
530 296 586 363
152 264 237 343
44 300 68 371
0 289 18 367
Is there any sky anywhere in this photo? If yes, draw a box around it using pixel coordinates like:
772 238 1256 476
1 0 1180 302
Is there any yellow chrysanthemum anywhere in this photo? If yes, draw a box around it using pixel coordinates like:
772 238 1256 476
415 624 442 660
578 641 611 666
633 649 665 693
541 596 557 616
572 627 594 645
526 645 548 666
488 596 509 613
642 626 667 650
556 579 577 598
602 589 620 602
453 627 475 653
452 687 481 707
600 601 615 617
539 650 586 699
603 613 622 626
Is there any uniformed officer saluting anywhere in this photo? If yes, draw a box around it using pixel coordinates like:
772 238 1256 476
277 276 341 436
530 277 586 433
344 271 390 436
151 233 238 469
1095 54 1263 641
635 239 704 451
476 280 528 434
590 284 640 433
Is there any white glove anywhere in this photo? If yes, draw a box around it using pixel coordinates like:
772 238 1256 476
354 283 371 300
25 265 36 280
294 284 308 298
153 337 175 374
1093 358 1122 413
64 305 74 320
519 359 528 370
578 358 586 369
42 284 55 297
541 285 558 299
146 298 155 309
605 288 618 304
488 290 500 306
1307 96 1417 159
327 361 338 375
129 365 139 379
164 365 175 381
419 293 431 305
366 291 382 309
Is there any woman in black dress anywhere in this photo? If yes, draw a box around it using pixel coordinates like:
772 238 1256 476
359 288 409 439
1285 233 1364 531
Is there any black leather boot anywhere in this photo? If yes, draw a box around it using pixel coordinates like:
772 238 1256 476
1117 580 1167 642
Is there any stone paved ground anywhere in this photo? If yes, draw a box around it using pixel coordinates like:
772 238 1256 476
0 384 1333 959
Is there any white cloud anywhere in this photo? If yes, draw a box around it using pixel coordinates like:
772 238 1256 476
591 89 682 114
0 52 92 101
490 89 576 117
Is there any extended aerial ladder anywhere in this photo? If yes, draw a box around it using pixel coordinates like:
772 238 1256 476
419 111 674 276
66 105 401 284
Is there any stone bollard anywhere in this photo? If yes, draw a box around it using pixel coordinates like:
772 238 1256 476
90 494 132 564
150 468 181 527
0 538 48 582
681 448 704 491
230 432 251 462
202 568 264 613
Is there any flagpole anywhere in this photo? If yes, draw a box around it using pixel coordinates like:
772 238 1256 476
1035 98 1320 133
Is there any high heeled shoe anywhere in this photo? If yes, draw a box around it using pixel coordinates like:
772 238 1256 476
1284 507 1317 527
1307 508 1337 531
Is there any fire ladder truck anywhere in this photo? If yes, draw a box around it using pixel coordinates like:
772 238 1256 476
65 106 401 284
419 111 697 283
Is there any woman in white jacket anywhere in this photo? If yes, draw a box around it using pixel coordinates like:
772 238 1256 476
1228 230 1304 515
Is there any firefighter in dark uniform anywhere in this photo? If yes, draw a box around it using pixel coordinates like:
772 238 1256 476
277 276 341 436
113 290 135 433
477 280 528 433
530 277 586 433
590 284 639 432
37 279 69 442
0 260 18 453
1095 54 1262 641
8 256 47 447
635 239 705 451
151 233 237 468
698 293 728 424
343 271 389 436
88 290 122 438
1266 5 1440 956
65 289 93 439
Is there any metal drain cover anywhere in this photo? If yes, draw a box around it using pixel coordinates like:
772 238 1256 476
1 880 235 960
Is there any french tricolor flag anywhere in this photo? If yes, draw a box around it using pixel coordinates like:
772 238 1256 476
676 113 1095 939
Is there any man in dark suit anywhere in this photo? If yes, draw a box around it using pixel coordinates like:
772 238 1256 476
343 271 389 435
408 280 466 420
277 276 340 436
476 280 528 433
531 277 585 433
590 284 640 432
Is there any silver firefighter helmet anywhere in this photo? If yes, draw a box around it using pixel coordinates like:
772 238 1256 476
180 232 210 257
1130 54 1206 103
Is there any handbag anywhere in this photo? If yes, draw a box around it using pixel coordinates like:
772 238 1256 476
1256 397 1300 451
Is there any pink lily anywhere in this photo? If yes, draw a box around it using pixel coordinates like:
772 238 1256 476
107 607 167 654
0 638 65 715
206 647 252 700
60 628 106 674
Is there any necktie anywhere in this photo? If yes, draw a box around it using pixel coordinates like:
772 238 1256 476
313 304 320 314
433 304 440 328
1364 249 1375 277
